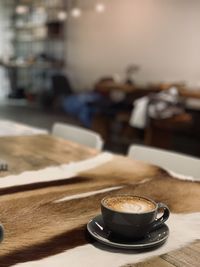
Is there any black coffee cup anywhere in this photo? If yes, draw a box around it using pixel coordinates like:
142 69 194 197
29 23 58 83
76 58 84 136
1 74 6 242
101 195 170 240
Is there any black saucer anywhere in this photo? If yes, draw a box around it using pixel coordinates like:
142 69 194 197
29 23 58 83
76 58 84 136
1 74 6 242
87 215 169 249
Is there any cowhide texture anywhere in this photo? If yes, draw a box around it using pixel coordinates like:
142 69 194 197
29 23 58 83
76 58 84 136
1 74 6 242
0 155 199 267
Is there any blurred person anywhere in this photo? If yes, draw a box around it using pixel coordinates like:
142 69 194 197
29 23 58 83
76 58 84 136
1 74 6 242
62 77 113 128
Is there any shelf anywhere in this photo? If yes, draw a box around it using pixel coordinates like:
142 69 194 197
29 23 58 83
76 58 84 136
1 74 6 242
14 37 64 42
10 0 67 96
14 25 46 30
17 1 65 10
2 61 64 69
14 20 65 31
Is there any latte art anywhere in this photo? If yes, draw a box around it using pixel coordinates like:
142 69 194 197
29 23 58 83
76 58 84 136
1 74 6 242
116 202 149 213
103 196 156 213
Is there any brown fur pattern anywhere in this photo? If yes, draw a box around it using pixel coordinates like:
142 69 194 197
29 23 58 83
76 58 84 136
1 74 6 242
0 155 199 266
0 135 97 177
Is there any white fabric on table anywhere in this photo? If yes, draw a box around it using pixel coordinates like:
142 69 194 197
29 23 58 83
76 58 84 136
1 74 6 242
0 152 113 189
129 97 148 129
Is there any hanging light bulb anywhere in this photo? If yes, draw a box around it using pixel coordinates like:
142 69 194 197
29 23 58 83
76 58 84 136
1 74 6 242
16 5 29 14
58 11 68 21
71 7 82 18
95 3 105 13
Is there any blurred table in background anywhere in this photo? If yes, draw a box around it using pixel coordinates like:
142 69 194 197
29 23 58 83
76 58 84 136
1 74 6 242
93 81 199 155
144 113 193 149
96 81 200 99
0 119 48 137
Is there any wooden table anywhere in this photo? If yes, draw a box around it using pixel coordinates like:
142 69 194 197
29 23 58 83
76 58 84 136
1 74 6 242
144 113 193 149
0 135 199 267
0 135 97 177
96 81 200 99
0 120 48 138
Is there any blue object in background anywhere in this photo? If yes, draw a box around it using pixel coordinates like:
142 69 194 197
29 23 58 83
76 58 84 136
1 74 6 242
62 92 103 127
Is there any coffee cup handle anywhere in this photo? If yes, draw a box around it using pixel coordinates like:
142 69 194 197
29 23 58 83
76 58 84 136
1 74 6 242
151 203 170 230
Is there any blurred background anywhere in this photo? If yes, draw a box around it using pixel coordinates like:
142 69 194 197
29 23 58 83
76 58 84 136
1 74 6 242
0 0 200 156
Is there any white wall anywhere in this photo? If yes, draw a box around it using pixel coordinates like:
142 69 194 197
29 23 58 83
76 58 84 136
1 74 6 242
66 0 200 90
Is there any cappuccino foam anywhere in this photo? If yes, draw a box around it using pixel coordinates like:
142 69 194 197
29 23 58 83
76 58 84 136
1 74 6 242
103 196 155 213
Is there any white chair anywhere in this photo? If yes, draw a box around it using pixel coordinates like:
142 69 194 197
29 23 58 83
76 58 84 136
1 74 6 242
128 145 200 179
52 122 104 150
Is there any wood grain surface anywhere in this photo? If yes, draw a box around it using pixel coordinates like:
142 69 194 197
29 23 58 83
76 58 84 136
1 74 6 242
122 242 200 267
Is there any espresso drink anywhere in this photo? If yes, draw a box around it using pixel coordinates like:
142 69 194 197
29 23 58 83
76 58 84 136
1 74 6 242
101 195 170 239
103 196 156 213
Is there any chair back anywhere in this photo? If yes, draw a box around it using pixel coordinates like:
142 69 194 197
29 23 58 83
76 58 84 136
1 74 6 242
128 145 200 179
52 122 104 150
51 74 73 97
